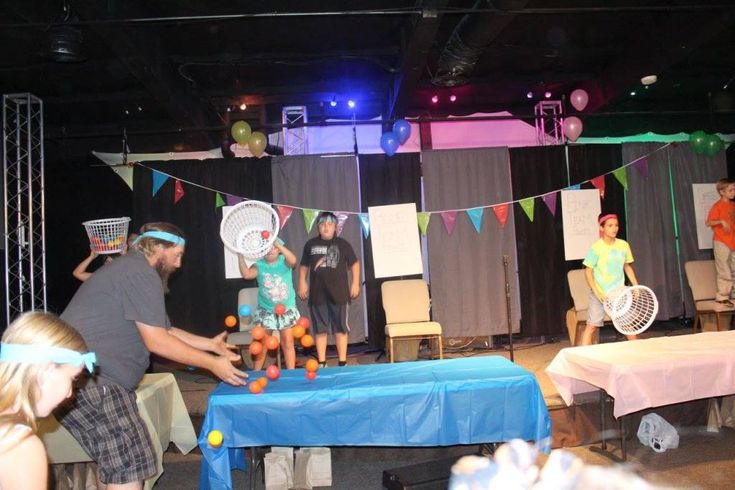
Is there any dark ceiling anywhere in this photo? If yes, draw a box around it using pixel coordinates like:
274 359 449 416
1 1 734 152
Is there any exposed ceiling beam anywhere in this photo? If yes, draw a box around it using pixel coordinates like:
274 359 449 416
386 1 448 120
582 8 735 113
72 0 219 148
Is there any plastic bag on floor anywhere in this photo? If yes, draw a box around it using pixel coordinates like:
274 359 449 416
264 452 292 490
637 413 679 452
293 447 332 489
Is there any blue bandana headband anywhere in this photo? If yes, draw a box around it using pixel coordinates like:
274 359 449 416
0 343 97 373
317 215 337 225
133 231 186 247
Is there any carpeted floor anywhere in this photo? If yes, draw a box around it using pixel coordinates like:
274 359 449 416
80 323 735 489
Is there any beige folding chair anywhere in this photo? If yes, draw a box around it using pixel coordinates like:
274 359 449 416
566 269 609 345
381 279 443 363
684 260 735 332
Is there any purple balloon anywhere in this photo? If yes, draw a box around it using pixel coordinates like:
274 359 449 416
380 131 399 156
563 116 583 142
392 119 412 144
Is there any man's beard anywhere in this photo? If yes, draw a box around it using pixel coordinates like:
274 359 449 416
154 257 177 293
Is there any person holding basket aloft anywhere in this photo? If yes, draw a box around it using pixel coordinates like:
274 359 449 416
579 213 640 346
239 239 299 370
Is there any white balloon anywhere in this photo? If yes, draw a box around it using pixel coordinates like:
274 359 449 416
570 89 589 111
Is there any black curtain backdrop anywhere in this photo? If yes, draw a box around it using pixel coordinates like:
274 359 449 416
509 145 571 337
45 156 133 318
567 144 627 238
132 158 272 337
359 153 423 348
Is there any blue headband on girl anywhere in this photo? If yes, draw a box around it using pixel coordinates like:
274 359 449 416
133 231 186 247
0 343 97 373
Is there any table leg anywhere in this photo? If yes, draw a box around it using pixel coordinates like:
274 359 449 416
620 415 627 460
599 390 607 450
593 390 628 462
247 447 268 490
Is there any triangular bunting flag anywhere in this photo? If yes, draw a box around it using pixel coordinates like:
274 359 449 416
590 175 606 199
492 204 509 228
417 212 431 236
466 207 484 233
303 209 319 233
440 211 458 235
335 212 349 236
633 157 649 178
174 180 185 204
112 166 134 190
612 167 628 190
276 206 294 230
214 192 225 209
358 213 370 239
519 197 535 222
567 184 581 190
225 194 241 206
152 170 168 197
542 192 557 216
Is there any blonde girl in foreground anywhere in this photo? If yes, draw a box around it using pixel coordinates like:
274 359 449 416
0 312 96 490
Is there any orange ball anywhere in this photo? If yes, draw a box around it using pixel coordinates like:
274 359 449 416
249 381 263 394
296 316 311 329
251 326 266 340
305 359 319 373
291 325 305 339
266 365 280 380
256 376 268 389
274 303 286 316
248 341 263 356
224 315 238 328
300 334 314 348
306 371 317 381
264 335 280 351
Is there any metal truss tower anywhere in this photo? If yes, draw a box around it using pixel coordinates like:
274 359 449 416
282 106 309 155
534 100 564 146
2 93 47 321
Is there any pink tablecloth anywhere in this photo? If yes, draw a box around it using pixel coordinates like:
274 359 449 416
546 331 735 418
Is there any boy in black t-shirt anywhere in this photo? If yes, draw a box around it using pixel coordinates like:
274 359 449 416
298 212 360 367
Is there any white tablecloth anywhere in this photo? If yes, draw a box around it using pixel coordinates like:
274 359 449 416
546 331 735 418
38 373 197 489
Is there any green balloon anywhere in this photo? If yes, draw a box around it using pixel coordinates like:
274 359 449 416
688 130 707 154
231 121 252 145
703 134 724 157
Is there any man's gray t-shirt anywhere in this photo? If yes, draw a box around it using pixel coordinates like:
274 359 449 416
61 251 169 391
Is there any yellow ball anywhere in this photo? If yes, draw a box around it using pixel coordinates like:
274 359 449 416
207 429 223 448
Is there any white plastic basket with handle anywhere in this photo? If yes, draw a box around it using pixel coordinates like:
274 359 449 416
603 285 659 335
220 200 279 260
82 217 131 254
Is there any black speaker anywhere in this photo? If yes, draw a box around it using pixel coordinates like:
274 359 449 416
382 457 456 490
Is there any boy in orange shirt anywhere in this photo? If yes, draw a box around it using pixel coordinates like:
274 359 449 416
706 178 735 307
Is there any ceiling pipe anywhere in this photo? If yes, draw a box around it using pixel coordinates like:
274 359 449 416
432 0 529 87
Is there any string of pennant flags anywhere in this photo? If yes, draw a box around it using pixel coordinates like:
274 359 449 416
136 142 670 239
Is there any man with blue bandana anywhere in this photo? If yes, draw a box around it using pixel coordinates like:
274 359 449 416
58 221 247 489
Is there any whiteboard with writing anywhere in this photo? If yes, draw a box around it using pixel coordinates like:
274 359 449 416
561 189 601 261
692 183 719 250
368 203 424 278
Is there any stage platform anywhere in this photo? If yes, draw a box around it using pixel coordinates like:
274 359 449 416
131 322 735 489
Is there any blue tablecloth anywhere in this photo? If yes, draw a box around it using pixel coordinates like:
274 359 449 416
199 356 550 490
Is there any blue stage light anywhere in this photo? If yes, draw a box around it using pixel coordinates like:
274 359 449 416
347 99 356 108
